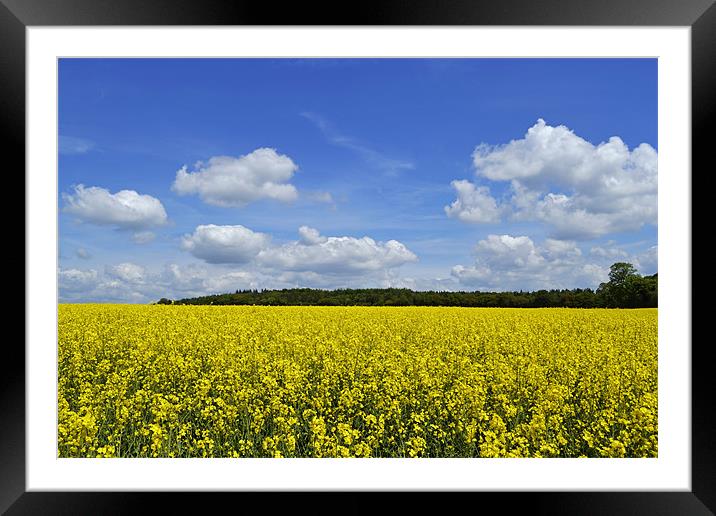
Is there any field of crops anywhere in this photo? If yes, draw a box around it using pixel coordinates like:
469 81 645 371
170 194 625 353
58 305 657 458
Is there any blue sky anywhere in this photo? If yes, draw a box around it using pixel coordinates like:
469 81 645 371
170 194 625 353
58 58 657 302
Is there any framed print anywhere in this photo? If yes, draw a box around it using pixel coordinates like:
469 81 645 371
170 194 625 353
6 0 713 513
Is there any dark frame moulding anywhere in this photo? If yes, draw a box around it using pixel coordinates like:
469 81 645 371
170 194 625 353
5 0 712 513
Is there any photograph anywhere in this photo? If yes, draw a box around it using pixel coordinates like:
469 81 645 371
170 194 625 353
0 0 709 505
57 57 659 459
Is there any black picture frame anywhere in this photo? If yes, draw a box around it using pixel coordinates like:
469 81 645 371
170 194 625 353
6 0 712 513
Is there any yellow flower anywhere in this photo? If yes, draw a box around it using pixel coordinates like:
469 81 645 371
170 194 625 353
58 304 657 458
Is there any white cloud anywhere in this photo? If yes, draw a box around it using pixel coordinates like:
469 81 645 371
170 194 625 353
590 245 629 259
62 185 168 237
298 225 326 245
271 268 440 291
447 119 657 239
57 262 150 302
474 234 546 269
60 261 420 302
444 180 501 223
181 224 416 275
58 268 99 292
171 148 299 207
160 264 258 295
258 227 417 274
587 242 658 275
203 271 258 293
450 264 492 285
105 262 146 284
380 275 461 292
543 238 583 260
181 224 271 264
59 268 154 303
58 240 657 303
60 262 262 302
59 136 94 155
451 234 609 291
634 245 658 275
58 262 249 303
60 224 420 301
264 270 336 289
160 263 209 294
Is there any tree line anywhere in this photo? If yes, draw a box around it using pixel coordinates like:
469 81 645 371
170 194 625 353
157 262 657 309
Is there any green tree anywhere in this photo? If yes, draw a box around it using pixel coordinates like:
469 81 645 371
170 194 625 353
608 262 639 286
598 262 643 307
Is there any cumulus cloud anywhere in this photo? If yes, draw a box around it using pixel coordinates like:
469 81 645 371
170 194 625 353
161 263 258 295
203 271 258 293
160 264 383 296
171 148 299 207
181 224 271 264
58 268 99 292
380 275 461 292
105 262 146 284
451 234 609 291
60 258 271 302
586 242 658 275
58 240 657 302
298 225 326 245
62 185 168 239
59 263 153 303
258 227 418 274
60 224 419 301
181 224 416 275
476 234 546 269
634 245 658 275
160 263 209 294
590 244 629 259
444 180 501 223
59 260 430 302
271 268 446 291
447 119 657 240
58 262 252 302
542 238 583 260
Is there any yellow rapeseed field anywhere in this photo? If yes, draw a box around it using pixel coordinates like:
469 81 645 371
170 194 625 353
58 305 657 458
